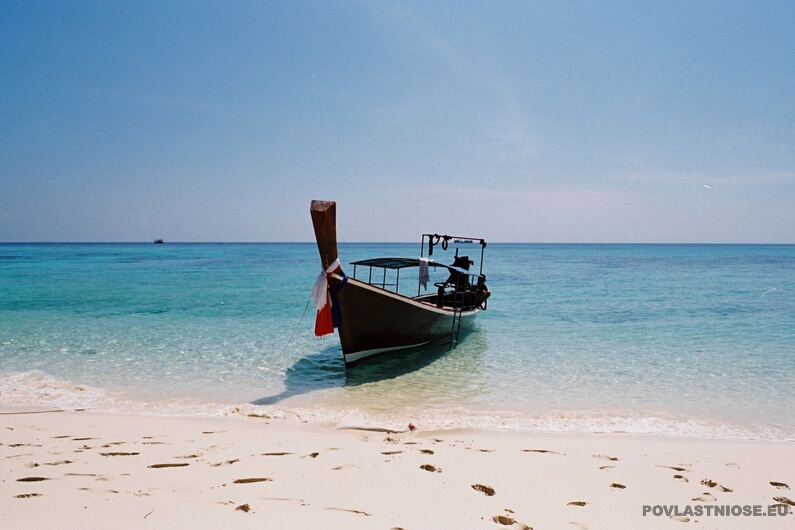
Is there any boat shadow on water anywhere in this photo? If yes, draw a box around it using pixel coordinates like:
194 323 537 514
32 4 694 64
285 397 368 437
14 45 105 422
250 331 477 406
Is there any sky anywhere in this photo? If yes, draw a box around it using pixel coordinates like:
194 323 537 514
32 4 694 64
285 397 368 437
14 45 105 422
1 1 793 243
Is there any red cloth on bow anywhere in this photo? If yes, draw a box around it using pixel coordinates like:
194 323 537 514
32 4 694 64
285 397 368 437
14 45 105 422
314 290 334 336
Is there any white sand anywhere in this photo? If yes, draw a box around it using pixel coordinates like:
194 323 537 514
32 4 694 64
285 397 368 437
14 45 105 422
2 409 793 529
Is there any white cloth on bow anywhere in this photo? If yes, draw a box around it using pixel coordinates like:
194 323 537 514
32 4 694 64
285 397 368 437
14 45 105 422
312 258 340 310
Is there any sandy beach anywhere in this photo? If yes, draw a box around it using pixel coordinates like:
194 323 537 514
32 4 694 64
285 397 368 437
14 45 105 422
1 409 793 529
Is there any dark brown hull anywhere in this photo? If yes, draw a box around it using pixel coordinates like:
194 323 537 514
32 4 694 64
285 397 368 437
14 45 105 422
329 274 478 365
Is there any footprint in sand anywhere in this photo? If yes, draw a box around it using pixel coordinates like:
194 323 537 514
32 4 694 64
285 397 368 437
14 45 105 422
235 503 251 512
420 464 441 473
673 475 689 483
471 483 496 496
774 497 795 507
420 449 434 455
44 460 73 466
301 452 320 459
656 465 688 472
7 453 36 460
701 478 732 492
325 507 371 516
16 477 50 482
100 452 140 457
209 459 239 467
148 463 189 469
14 493 43 498
771 481 790 490
491 515 531 529
233 477 272 484
522 449 564 455
592 454 618 461
567 501 588 507
670 515 690 522
262 452 293 456
610 483 626 489
692 492 717 502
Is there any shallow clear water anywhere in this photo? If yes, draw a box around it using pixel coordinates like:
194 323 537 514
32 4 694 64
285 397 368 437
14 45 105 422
1 243 793 439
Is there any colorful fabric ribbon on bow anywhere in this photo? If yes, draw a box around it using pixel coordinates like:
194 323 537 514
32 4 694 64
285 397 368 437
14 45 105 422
312 258 340 337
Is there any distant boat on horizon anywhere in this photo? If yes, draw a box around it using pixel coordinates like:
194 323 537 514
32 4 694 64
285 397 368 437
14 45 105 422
154 239 164 244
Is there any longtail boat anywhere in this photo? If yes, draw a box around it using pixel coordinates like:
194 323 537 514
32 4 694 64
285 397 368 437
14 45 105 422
310 200 490 366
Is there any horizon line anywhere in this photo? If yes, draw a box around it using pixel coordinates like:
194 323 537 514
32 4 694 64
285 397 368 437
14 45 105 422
2 241 793 246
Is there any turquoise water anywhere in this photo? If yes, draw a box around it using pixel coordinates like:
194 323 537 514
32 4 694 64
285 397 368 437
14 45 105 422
1 243 793 440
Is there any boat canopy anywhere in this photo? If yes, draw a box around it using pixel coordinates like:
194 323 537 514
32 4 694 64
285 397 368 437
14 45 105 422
349 257 477 277
351 257 432 270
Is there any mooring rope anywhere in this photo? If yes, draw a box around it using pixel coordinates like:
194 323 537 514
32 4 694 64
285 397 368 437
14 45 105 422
239 293 314 386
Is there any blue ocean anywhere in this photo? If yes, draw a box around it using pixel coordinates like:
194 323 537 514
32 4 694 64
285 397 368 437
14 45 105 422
1 243 793 440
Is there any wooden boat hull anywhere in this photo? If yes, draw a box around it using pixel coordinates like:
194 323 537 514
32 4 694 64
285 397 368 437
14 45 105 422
329 274 479 365
310 199 485 367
